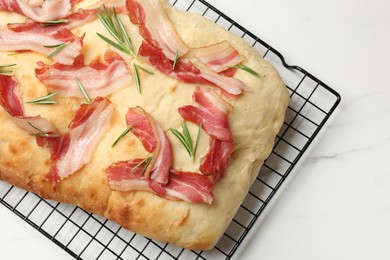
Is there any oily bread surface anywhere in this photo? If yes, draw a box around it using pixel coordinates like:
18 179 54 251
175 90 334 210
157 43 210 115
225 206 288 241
0 0 289 250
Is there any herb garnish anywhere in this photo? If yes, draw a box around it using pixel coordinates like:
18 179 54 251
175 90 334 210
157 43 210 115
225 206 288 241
42 19 68 27
26 91 59 105
230 63 261 77
172 50 179 70
97 6 135 56
44 42 67 59
0 63 16 74
133 62 141 94
112 125 133 147
75 77 92 104
132 155 154 175
28 122 50 137
133 63 154 94
170 122 202 160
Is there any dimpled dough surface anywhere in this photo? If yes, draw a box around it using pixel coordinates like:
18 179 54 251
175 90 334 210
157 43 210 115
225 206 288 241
0 0 289 250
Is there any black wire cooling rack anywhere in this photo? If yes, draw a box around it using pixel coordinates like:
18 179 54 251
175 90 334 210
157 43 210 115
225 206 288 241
0 0 341 259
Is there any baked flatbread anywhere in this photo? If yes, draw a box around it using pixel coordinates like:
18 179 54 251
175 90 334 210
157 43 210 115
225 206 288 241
0 0 289 250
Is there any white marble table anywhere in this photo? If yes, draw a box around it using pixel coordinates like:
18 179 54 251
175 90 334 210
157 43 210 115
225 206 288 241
1 0 389 259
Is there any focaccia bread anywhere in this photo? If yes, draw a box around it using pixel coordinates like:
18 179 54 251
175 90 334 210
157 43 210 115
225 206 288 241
0 0 289 250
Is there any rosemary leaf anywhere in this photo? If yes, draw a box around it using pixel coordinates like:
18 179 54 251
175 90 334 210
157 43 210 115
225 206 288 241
44 42 67 59
75 77 92 104
230 63 261 77
97 33 130 54
112 125 133 147
136 64 154 75
170 121 202 160
98 9 123 44
114 8 133 50
26 91 59 105
171 128 193 159
131 155 154 175
133 63 141 94
193 122 202 158
28 122 49 137
0 63 16 74
42 19 68 27
172 50 179 70
181 122 193 153
0 70 13 74
0 63 16 68
141 156 153 175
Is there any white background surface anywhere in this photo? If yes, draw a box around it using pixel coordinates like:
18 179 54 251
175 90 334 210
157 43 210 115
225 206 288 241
1 0 390 259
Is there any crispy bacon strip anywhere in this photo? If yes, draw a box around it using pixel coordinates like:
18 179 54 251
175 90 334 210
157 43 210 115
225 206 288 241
192 41 244 72
0 26 83 65
125 107 172 185
0 0 73 22
139 41 244 97
0 75 59 137
38 97 113 183
127 0 189 60
178 87 233 178
35 50 131 98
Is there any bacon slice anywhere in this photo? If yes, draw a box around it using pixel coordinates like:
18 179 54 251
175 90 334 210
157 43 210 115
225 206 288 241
0 75 60 137
192 41 244 72
178 86 232 141
7 8 98 34
139 41 244 97
178 87 233 178
199 138 233 182
106 159 150 191
125 107 172 185
0 27 83 65
164 170 213 204
127 0 189 60
7 5 127 34
38 97 113 183
106 162 214 204
0 0 73 22
35 50 131 98
0 75 23 117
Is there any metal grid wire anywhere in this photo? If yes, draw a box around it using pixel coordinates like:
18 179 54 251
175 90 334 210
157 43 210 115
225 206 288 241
0 0 341 259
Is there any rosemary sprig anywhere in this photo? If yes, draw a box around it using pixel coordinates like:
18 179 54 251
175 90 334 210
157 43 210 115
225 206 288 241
131 155 154 175
97 6 134 56
170 122 202 160
133 63 154 94
75 77 92 104
0 63 16 74
28 122 49 137
44 42 67 59
42 19 68 27
26 91 59 105
172 50 179 70
230 63 261 77
112 125 133 147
